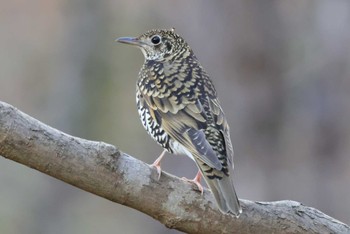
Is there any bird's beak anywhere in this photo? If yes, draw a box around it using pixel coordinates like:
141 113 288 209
116 37 144 47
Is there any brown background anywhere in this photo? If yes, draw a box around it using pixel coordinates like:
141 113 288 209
1 1 349 233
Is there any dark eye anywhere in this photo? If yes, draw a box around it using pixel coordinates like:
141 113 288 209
151 35 161 45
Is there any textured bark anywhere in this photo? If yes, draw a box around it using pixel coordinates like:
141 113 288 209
0 101 348 234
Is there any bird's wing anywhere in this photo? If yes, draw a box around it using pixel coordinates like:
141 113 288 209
140 71 231 171
143 92 222 170
209 97 234 166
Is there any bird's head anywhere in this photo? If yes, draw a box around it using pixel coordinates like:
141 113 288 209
116 28 189 62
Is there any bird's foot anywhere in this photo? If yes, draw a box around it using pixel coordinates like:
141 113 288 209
150 150 167 180
182 171 204 195
151 161 162 180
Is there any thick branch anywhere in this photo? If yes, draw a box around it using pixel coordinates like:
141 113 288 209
0 101 348 234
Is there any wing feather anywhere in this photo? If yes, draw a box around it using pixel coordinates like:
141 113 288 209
140 67 233 172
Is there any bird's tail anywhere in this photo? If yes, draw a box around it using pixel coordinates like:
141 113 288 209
202 173 242 216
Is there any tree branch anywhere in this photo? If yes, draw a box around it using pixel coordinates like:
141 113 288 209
0 101 348 234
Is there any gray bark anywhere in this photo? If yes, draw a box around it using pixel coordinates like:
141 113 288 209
0 101 348 234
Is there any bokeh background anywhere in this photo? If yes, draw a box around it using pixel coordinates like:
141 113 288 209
1 1 350 233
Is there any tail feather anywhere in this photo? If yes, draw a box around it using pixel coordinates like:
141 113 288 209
203 174 242 216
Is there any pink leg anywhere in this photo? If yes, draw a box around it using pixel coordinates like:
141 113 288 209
150 149 167 180
182 170 204 195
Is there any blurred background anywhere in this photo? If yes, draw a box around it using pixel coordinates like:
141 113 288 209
1 1 350 233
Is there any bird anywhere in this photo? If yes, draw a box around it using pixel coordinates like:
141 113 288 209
116 28 241 216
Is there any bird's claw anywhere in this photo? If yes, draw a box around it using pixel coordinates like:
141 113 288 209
150 150 166 180
182 176 204 195
151 162 162 180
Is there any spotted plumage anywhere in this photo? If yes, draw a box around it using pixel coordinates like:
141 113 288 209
117 28 241 216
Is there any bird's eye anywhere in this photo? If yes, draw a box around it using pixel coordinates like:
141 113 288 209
151 35 161 45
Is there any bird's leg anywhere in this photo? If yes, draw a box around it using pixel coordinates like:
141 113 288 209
182 170 204 195
150 149 167 180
